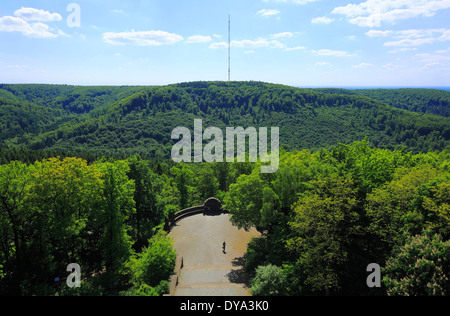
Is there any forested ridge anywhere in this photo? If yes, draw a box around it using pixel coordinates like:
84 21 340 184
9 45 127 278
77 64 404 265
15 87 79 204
313 87 450 117
0 81 449 296
0 82 449 158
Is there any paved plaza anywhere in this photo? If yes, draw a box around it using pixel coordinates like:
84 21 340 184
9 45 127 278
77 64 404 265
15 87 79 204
170 213 259 296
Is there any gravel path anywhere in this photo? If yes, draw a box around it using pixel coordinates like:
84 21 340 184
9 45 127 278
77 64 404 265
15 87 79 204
170 213 260 296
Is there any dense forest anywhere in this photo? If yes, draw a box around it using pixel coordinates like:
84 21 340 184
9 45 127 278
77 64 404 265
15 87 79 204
0 82 449 296
1 82 449 156
313 87 450 117
0 141 448 296
226 141 449 296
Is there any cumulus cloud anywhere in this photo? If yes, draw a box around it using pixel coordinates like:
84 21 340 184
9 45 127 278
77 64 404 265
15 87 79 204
103 30 184 46
14 7 62 22
283 46 305 51
366 30 393 37
315 61 332 66
332 0 450 27
186 35 212 43
416 48 450 70
257 9 281 17
262 0 320 4
231 38 285 48
209 36 303 52
0 16 62 38
0 7 65 38
366 28 450 47
311 16 335 24
312 49 352 57
209 39 282 49
384 38 437 47
354 63 374 68
209 42 229 49
270 32 294 38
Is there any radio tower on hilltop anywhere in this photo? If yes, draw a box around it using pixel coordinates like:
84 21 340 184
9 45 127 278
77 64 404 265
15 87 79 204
228 14 231 82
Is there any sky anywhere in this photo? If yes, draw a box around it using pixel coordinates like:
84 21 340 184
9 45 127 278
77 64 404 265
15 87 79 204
0 0 450 87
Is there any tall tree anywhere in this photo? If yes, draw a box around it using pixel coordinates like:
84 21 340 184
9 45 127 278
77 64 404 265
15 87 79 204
170 164 194 209
128 156 164 248
0 161 30 295
287 177 360 295
97 161 135 290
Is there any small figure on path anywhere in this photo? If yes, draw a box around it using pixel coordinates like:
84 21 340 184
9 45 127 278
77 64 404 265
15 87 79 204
222 241 226 254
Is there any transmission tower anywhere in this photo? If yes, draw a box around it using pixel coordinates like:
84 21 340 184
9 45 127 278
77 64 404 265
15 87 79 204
228 14 231 82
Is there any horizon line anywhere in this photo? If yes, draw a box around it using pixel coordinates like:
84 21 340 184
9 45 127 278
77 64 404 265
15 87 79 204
1 81 450 90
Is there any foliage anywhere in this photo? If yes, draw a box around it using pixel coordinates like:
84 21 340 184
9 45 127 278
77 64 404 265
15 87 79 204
121 281 169 296
127 156 165 249
225 170 268 232
222 140 449 295
250 264 287 296
1 82 449 157
0 156 173 295
96 160 135 289
170 164 194 209
0 82 449 296
127 231 176 288
352 88 450 117
382 229 450 296
287 177 360 293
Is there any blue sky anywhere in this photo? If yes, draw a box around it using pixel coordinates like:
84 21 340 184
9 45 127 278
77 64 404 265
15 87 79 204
0 0 450 87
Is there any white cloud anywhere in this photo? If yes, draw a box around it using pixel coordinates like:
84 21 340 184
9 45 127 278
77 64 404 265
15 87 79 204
439 30 450 41
231 38 285 48
416 48 450 64
209 37 304 51
315 61 332 66
312 49 352 57
332 0 450 27
396 28 447 38
186 35 212 43
383 63 404 70
103 30 184 46
283 46 305 51
366 30 392 37
257 9 281 17
262 0 319 4
354 63 373 68
209 31 303 51
435 48 450 53
366 28 450 48
384 38 437 47
0 7 66 38
7 64 45 73
14 7 62 22
270 32 294 38
311 16 334 24
209 42 228 49
388 47 418 53
0 16 62 38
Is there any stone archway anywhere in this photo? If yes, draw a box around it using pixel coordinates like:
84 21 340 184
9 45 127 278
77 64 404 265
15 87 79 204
203 197 223 213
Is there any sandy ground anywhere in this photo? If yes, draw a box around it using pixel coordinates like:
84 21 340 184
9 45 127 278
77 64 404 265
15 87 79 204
169 213 260 296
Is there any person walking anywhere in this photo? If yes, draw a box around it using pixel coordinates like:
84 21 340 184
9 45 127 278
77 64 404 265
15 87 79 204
222 241 226 253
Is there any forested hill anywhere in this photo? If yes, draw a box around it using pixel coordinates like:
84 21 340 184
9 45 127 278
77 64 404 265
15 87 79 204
0 84 147 146
312 87 450 117
0 81 449 159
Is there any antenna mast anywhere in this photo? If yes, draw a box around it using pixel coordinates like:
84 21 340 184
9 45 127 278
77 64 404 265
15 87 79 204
228 14 231 82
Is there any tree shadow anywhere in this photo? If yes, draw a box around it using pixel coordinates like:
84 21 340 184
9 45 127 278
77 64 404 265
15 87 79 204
226 255 250 288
